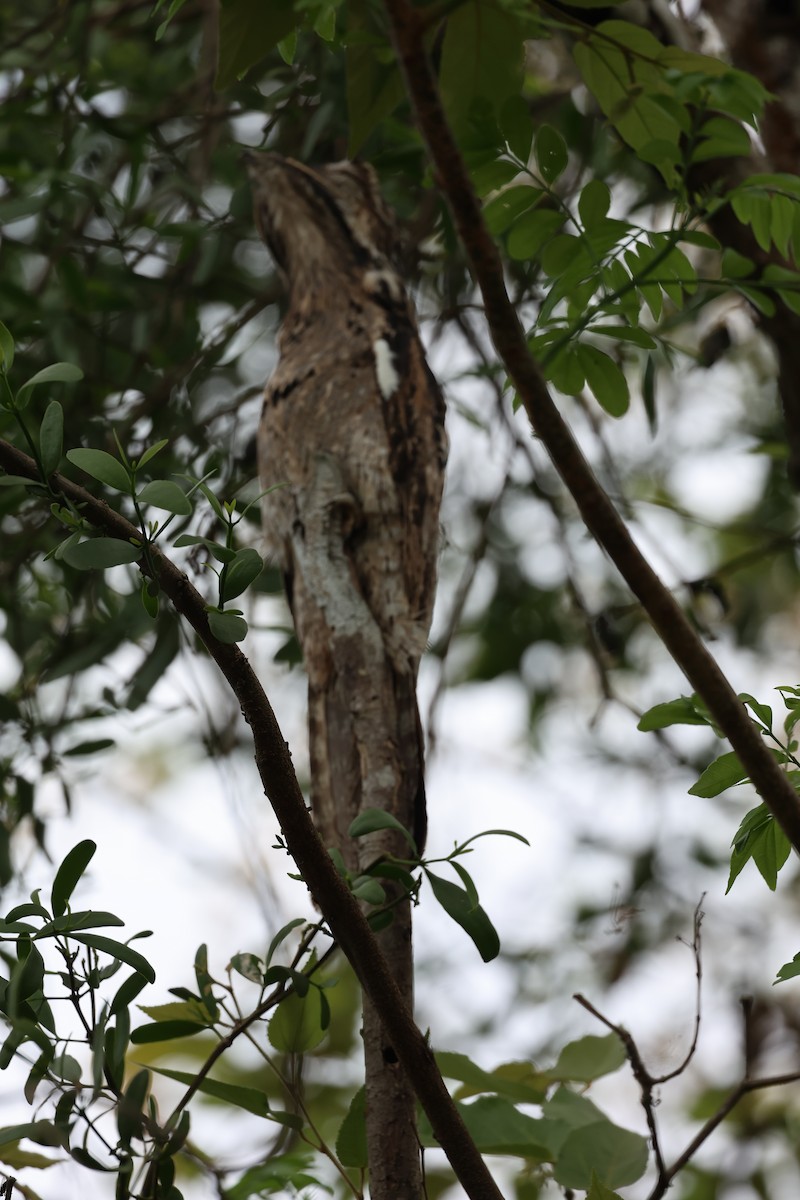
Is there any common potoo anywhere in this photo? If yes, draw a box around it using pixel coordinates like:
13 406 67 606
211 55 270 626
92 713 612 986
245 152 445 866
245 151 445 1200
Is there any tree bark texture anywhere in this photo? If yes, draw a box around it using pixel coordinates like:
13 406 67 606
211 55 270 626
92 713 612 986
245 153 446 1200
695 1 800 484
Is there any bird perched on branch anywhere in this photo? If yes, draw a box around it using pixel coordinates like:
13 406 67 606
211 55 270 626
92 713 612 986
245 149 446 1200
244 151 445 872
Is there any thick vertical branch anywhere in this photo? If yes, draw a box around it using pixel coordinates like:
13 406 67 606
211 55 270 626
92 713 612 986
381 0 800 852
245 154 447 1199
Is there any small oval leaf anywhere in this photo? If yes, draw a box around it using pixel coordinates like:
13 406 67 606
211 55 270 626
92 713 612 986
61 538 141 570
221 547 264 602
207 609 248 643
426 870 500 962
51 840 96 918
535 124 568 184
39 401 64 477
66 448 131 493
137 479 192 515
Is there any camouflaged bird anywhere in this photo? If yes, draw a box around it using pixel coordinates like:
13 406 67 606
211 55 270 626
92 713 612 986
245 151 445 1200
245 152 445 869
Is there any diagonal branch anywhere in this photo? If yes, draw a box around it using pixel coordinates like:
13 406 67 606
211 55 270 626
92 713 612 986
0 436 504 1200
381 0 800 854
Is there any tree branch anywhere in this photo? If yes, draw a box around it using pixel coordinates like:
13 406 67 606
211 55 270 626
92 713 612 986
381 0 800 853
0 437 504 1200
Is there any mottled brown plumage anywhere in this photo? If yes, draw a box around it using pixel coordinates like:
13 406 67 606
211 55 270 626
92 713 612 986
245 152 445 1200
245 152 445 863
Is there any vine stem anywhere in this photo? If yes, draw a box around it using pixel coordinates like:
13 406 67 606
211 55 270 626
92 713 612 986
380 0 800 853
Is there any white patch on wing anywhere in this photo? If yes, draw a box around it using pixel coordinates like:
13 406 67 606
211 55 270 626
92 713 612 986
373 338 400 399
363 267 404 303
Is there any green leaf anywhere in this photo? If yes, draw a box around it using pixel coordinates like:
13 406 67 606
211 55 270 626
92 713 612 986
545 1088 648 1189
230 952 264 983
573 31 681 181
549 1034 626 1082
137 479 191 515
266 918 306 967
70 1146 114 1171
576 344 629 416
727 803 791 892
51 840 96 918
0 474 40 488
739 693 773 731
148 1065 272 1117
225 1154 322 1200
268 987 326 1053
578 179 611 228
679 229 721 250
66 448 132 492
506 209 564 262
130 1020 208 1044
440 0 525 134
721 248 754 278
535 124 568 184
500 94 533 163
194 942 219 1020
554 1118 648 1189
174 534 236 563
60 538 141 570
277 30 296 64
544 345 585 396
436 1051 547 1103
336 1086 367 1168
69 933 155 982
136 439 169 469
483 185 542 235
111 973 148 1017
688 751 748 798
0 1142 59 1169
39 401 64 477
141 578 159 619
138 999 211 1026
419 1094 557 1159
426 870 500 961
351 876 386 905
207 609 249 643
63 738 115 757
770 193 796 257
221 547 264 602
637 696 711 731
693 115 751 162
17 362 83 408
735 283 776 317
775 952 800 984
590 325 656 350
348 807 417 850
587 1175 624 1200
216 0 298 89
0 1121 67 1151
117 1067 150 1144
345 32 404 156
37 910 124 936
0 321 15 372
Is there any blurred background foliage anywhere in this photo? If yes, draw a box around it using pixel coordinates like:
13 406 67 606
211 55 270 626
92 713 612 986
3 0 800 1197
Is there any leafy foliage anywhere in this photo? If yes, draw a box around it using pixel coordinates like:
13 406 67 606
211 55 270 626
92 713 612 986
3 0 800 1197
